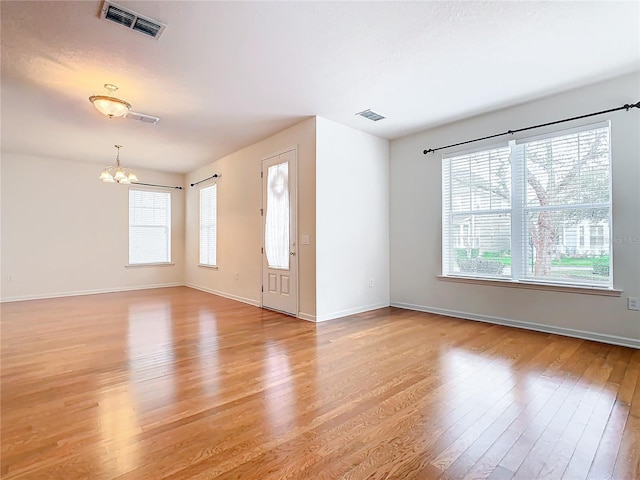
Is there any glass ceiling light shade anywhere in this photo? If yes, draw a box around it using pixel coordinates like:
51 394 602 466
99 145 139 184
89 84 132 118
99 169 116 182
114 167 127 182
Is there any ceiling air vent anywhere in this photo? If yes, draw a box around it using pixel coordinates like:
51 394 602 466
356 109 386 122
125 111 160 124
100 1 166 40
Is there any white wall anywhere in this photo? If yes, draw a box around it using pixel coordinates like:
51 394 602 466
185 117 317 318
390 72 640 348
1 152 186 301
316 117 390 321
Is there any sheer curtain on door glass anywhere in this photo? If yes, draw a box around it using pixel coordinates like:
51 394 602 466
265 162 289 269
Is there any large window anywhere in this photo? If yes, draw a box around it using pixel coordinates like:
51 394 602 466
199 184 217 266
129 190 171 265
443 122 612 287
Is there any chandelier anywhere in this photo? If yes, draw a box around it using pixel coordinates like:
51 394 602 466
89 84 131 118
99 145 139 184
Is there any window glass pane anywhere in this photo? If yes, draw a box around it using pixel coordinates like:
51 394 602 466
129 190 171 264
443 146 511 278
525 127 610 207
521 125 611 287
448 147 511 213
129 226 168 264
448 213 511 277
265 162 289 269
199 185 217 266
524 208 610 285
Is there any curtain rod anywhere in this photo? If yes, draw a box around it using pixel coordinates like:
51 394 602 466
190 173 219 187
422 101 640 155
132 182 183 190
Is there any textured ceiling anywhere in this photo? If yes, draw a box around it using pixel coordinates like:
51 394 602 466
1 1 639 173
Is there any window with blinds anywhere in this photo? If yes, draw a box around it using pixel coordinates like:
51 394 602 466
199 184 217 266
442 122 612 287
129 190 171 264
443 146 512 278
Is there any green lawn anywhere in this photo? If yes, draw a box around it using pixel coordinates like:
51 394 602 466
551 257 605 267
476 254 609 268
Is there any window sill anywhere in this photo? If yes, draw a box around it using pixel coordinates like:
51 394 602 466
198 264 218 270
437 275 622 297
125 263 175 268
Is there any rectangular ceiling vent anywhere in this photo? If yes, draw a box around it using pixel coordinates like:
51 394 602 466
100 1 166 40
125 111 160 124
356 109 386 122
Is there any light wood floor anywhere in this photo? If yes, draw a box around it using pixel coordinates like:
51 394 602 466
1 287 638 479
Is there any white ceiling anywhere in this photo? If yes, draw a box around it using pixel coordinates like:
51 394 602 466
1 1 639 173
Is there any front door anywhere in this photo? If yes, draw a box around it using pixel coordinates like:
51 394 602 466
261 149 297 316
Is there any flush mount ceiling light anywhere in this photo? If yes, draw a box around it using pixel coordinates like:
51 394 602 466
99 145 139 184
89 84 132 118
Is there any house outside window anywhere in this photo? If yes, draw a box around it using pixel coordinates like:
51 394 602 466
590 225 604 248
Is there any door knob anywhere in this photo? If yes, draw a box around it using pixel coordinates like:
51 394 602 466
290 251 296 256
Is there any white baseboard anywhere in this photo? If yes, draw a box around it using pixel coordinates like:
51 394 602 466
185 288 317 323
315 302 390 323
185 284 261 307
390 301 640 350
0 283 184 303
297 312 316 322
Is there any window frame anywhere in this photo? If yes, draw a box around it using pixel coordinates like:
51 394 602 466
441 121 614 292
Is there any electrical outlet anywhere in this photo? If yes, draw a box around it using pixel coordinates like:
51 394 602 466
628 297 640 311
234 273 239 280
7 274 14 282
369 279 374 288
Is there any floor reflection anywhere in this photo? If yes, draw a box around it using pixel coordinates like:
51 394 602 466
197 308 220 395
263 340 294 436
97 386 140 476
127 301 176 409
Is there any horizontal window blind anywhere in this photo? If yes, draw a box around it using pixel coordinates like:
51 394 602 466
199 184 217 266
443 146 512 278
442 123 612 287
519 125 611 285
129 190 171 264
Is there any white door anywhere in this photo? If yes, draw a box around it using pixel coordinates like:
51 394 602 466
262 149 297 315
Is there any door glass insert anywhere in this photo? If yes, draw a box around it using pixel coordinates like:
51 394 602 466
265 161 289 269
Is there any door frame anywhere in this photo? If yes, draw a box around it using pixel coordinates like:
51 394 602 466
260 145 299 317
